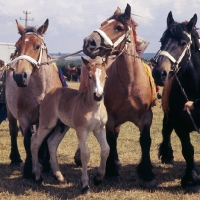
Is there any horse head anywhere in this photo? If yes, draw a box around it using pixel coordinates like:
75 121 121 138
152 12 198 86
81 57 107 102
11 19 49 87
83 4 132 59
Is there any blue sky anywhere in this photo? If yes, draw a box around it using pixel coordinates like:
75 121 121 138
0 0 199 54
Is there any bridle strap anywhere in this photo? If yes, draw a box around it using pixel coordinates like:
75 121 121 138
159 31 192 70
94 26 131 54
7 32 47 68
7 55 39 68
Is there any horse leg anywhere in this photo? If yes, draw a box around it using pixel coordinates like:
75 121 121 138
76 129 90 194
38 136 51 174
175 129 200 188
47 123 69 183
31 124 56 183
158 114 174 164
93 126 110 186
104 123 121 182
7 109 23 165
20 119 34 179
74 145 82 167
137 111 156 188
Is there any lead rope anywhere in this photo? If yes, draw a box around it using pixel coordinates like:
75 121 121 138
173 68 199 133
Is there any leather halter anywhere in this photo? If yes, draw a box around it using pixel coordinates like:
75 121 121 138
7 32 47 68
158 31 192 72
94 22 131 56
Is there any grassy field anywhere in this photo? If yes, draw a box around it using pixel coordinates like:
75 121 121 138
0 82 200 199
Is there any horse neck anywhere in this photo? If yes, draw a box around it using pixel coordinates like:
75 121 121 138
114 31 145 83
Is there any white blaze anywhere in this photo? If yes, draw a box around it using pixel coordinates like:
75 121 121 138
94 68 103 97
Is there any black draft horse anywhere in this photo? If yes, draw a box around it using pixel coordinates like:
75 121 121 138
152 12 200 188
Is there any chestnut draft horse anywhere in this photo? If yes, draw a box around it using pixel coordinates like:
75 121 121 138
31 57 109 193
152 12 200 188
81 4 157 188
6 19 62 178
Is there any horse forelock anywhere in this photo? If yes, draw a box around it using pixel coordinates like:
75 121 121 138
22 27 39 36
163 22 190 42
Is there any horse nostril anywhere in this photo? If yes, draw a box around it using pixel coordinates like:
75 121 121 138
88 38 96 50
23 72 27 78
161 70 167 81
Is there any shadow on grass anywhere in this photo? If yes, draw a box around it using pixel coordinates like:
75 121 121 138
0 160 200 199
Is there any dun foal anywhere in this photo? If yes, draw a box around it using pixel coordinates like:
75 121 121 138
31 57 109 193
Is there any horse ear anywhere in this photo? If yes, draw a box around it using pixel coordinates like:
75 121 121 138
124 4 131 19
16 20 25 35
114 7 121 15
187 14 197 32
81 57 90 70
167 11 174 27
37 19 49 35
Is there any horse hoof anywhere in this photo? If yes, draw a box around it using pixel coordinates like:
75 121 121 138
161 158 174 165
52 174 66 184
10 160 23 167
35 176 43 185
93 176 103 186
139 179 157 189
181 170 200 189
115 160 122 170
81 186 90 194
104 176 120 182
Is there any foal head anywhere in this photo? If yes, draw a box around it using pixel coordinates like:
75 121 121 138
152 12 198 86
83 4 133 59
11 19 49 87
81 57 107 102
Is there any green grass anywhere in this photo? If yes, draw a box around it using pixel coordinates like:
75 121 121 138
0 82 200 199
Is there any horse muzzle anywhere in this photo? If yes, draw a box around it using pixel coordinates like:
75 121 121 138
13 71 29 87
93 92 104 102
83 35 106 59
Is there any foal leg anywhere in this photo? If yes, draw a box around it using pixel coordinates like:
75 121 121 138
158 114 174 164
7 109 23 165
47 124 69 183
137 110 156 188
76 130 90 194
93 126 110 186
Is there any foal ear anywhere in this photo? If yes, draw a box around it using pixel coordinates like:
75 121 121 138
37 19 49 35
16 20 25 35
124 4 131 19
81 57 91 70
167 11 174 27
114 7 121 15
187 14 198 33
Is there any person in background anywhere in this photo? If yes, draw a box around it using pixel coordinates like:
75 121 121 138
0 59 7 124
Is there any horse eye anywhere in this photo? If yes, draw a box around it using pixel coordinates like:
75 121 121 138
35 45 40 50
180 40 187 46
115 25 123 32
88 75 92 79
